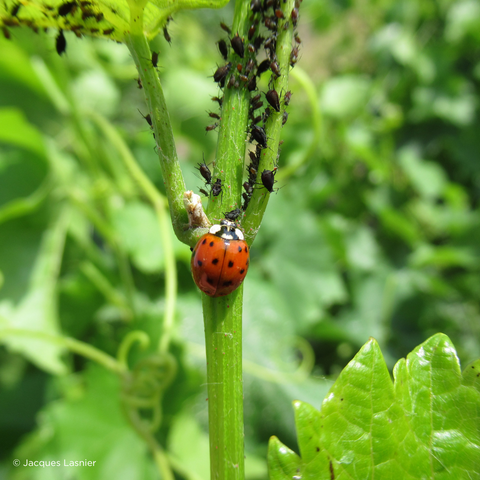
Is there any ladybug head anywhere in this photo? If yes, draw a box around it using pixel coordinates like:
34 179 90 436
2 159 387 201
210 220 244 241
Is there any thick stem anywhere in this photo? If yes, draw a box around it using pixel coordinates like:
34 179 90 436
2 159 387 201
203 287 245 480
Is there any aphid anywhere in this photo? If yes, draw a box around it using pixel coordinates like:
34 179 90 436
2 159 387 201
227 74 236 88
239 74 249 83
266 89 280 112
58 1 76 16
138 109 153 127
90 28 99 34
264 35 276 54
261 168 277 193
151 51 159 68
247 75 257 91
242 192 251 210
263 0 275 10
248 24 256 40
263 107 271 123
2 27 11 40
196 161 212 185
250 125 267 148
274 8 285 18
291 7 298 27
248 151 259 166
208 111 221 120
251 93 262 104
213 62 232 84
218 39 228 60
211 178 223 197
224 208 242 221
270 60 281 77
284 90 292 106
282 111 288 125
103 28 115 35
199 188 210 197
290 46 299 66
245 59 255 75
82 10 95 20
190 220 249 297
206 123 219 132
243 182 254 195
56 30 67 56
211 96 223 107
230 33 244 58
253 35 264 51
95 12 103 21
11 3 22 16
247 44 256 54
163 26 171 44
220 22 231 34
251 114 262 124
251 100 263 111
237 63 243 72
250 0 262 13
136 77 142 89
264 16 277 31
294 33 302 44
257 59 270 76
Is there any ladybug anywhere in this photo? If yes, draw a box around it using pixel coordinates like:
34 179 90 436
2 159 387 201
191 220 250 297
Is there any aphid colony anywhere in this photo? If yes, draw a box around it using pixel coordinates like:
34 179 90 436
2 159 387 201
203 0 301 213
191 0 301 297
1 0 120 51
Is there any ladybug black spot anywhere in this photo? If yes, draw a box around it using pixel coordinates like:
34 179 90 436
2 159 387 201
212 258 219 265
202 238 207 245
207 277 216 286
197 260 203 267
240 269 245 274
222 280 233 287
209 241 215 247
238 246 242 252
228 260 234 268
245 247 248 253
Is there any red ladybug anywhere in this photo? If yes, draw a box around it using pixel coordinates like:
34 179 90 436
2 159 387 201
191 220 250 297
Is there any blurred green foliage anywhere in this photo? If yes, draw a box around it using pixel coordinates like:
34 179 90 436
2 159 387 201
0 0 479 478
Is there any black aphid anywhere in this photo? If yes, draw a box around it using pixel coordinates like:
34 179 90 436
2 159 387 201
266 89 280 112
220 22 231 34
250 125 267 148
163 26 171 44
261 169 277 193
56 30 67 56
213 62 232 84
218 39 228 60
230 33 244 58
151 51 159 68
224 208 242 221
257 59 270 76
58 1 76 16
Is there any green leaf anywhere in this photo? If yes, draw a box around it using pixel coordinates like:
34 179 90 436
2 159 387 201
11 365 157 480
0 207 69 374
0 107 46 156
267 436 301 480
320 75 371 119
268 334 480 479
0 0 229 43
110 200 164 273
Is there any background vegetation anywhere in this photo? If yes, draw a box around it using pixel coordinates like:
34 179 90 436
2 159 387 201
1 0 479 478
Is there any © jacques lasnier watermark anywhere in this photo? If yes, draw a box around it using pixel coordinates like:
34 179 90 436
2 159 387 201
13 459 97 467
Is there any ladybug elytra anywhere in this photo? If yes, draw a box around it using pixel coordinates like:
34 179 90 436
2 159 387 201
191 220 250 297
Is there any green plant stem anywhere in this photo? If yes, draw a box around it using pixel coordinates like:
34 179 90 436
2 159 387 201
125 27 199 245
89 111 178 355
203 288 245 480
242 0 295 244
0 329 124 374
